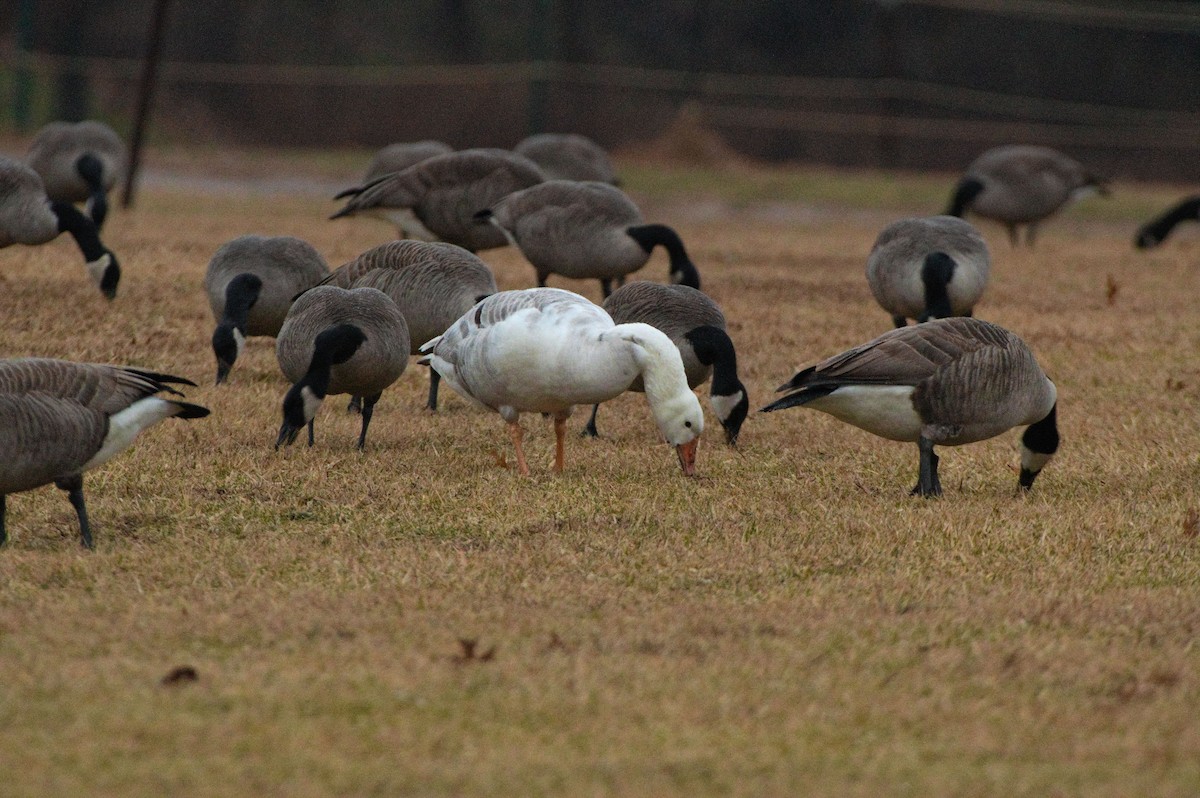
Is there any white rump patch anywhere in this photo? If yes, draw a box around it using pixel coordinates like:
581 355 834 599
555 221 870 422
808 385 922 442
81 397 179 472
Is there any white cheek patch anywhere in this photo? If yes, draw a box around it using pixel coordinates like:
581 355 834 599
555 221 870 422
86 253 112 286
709 390 744 423
233 328 247 358
300 386 324 422
1020 443 1054 474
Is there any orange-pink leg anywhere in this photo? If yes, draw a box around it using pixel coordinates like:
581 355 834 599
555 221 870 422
553 416 567 473
508 421 530 475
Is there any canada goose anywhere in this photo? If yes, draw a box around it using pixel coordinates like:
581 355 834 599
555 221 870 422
514 133 619 184
946 145 1107 246
582 281 748 445
205 235 330 384
419 287 704 475
322 240 497 410
275 286 409 450
0 358 209 548
0 155 120 299
761 317 1059 496
25 120 126 229
475 180 701 298
363 140 454 183
1134 195 1200 249
330 148 546 251
866 215 991 327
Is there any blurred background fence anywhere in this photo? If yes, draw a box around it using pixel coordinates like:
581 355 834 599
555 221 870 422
1 0 1198 180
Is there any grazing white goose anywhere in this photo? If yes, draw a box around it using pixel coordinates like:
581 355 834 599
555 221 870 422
330 148 546 251
419 287 704 475
476 180 701 297
761 317 1059 496
26 120 126 229
514 133 619 184
584 281 748 445
275 286 409 450
0 358 209 548
0 155 121 299
322 240 497 410
946 145 1106 246
866 215 990 328
204 234 330 384
1134 195 1200 249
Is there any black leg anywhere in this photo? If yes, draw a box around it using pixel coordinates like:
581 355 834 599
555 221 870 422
358 392 381 450
600 279 613 298
347 395 362 414
582 403 600 437
0 494 6 547
911 437 943 497
57 476 93 549
1006 224 1019 248
307 419 315 447
892 315 907 328
538 274 548 287
426 370 440 412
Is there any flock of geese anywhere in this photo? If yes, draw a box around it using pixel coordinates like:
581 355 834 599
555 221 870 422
0 122 1197 548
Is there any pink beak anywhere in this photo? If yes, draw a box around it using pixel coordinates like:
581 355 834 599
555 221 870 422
675 439 699 476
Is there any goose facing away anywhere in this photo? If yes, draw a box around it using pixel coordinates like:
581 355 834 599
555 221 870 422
1134 195 1200 249
419 288 704 475
866 215 991 327
26 120 126 229
205 235 331 384
330 148 546 251
0 358 209 548
514 133 619 184
584 281 748 445
0 155 121 299
946 145 1106 246
476 180 701 297
275 286 409 450
323 240 497 410
761 317 1059 496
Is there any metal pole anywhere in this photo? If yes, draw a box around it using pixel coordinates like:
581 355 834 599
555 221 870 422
122 0 170 210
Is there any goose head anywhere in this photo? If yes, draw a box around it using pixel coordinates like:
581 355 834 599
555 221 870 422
86 251 121 300
617 323 704 475
211 324 246 385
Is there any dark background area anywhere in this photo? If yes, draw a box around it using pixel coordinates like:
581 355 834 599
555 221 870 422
2 0 1198 180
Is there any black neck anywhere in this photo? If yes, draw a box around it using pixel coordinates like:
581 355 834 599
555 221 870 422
306 323 367 382
946 177 984 218
222 273 263 331
626 224 701 289
920 253 956 322
1143 196 1200 244
1022 402 1059 455
685 325 739 395
51 201 106 262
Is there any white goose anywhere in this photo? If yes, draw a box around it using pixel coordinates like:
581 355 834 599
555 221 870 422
419 287 704 475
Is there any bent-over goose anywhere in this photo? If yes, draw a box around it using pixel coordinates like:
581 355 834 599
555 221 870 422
0 156 121 299
419 287 704 475
322 240 497 410
26 120 126 229
583 281 748 445
331 148 546 251
1134 195 1200 249
946 145 1106 246
761 317 1059 496
514 133 619 184
0 358 209 548
867 215 990 327
275 286 409 450
205 234 330 384
476 180 701 298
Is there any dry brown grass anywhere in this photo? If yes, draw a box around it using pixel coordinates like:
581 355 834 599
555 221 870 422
1 147 1199 797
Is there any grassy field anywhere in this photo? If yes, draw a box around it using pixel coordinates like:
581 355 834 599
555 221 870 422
1 146 1199 796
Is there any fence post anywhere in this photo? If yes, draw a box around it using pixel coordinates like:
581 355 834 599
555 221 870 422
122 0 170 210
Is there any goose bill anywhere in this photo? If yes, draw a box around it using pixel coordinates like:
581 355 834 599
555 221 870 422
675 439 699 476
